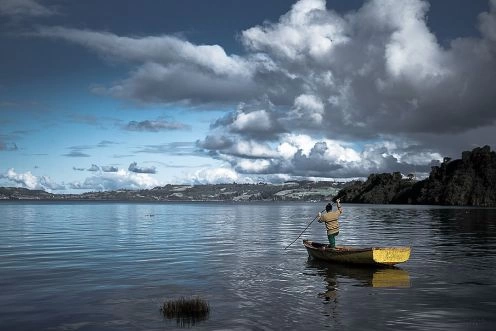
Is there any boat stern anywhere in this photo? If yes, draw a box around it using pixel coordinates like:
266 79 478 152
372 247 411 265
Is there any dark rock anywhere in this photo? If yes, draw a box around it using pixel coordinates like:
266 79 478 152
337 145 496 207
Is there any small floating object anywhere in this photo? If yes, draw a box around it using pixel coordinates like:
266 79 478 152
161 296 210 326
303 240 411 266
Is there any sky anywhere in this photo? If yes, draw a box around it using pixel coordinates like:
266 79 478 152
1 0 495 192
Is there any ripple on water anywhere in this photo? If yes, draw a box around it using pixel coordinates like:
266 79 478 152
1 202 496 330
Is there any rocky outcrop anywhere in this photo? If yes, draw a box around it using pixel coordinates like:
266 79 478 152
411 145 496 206
337 172 415 204
337 146 496 207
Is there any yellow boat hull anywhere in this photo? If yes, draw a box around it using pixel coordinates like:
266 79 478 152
303 240 411 266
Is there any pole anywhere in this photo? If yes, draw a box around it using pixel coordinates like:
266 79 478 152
284 211 323 250
284 198 339 250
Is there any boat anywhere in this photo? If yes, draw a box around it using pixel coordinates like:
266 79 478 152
303 239 411 266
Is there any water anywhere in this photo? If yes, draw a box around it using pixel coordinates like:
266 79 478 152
1 202 495 330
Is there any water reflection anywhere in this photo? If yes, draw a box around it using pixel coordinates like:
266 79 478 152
306 260 410 301
428 208 496 237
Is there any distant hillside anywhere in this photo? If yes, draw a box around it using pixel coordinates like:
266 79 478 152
336 146 496 207
0 187 55 200
0 181 345 202
3 146 494 206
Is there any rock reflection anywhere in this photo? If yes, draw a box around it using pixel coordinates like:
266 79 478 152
307 260 411 301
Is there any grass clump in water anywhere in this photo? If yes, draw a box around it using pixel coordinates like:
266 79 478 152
161 296 210 327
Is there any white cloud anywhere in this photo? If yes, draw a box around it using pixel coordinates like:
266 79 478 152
230 140 277 159
70 169 159 191
31 0 496 138
231 109 272 132
34 27 258 104
186 167 243 185
35 26 249 76
0 168 64 191
198 133 441 179
27 0 496 182
290 94 325 125
236 159 272 173
1 168 38 189
242 0 342 62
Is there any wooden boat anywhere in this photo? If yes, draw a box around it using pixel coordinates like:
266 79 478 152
303 240 411 266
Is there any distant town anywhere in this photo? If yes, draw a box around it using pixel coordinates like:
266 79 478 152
0 181 345 202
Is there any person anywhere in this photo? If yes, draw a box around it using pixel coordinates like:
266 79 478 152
318 198 342 248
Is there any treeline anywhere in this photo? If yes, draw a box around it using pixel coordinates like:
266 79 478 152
337 146 496 207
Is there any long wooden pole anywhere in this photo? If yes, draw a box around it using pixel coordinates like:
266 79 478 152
284 209 324 250
284 198 339 250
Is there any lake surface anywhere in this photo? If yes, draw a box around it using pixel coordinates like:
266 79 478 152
1 202 495 330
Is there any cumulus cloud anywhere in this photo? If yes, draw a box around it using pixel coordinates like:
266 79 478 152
69 169 159 191
186 167 250 185
124 119 190 132
0 168 65 191
128 161 156 174
1 167 158 192
30 0 496 181
197 133 441 179
33 0 496 136
0 0 57 17
197 0 496 179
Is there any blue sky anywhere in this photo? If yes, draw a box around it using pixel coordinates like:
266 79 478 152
1 0 495 192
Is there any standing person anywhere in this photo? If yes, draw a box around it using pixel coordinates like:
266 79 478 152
318 199 342 248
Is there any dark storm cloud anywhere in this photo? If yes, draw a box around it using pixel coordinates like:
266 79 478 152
197 135 234 150
31 1 496 140
33 26 260 104
128 161 156 174
25 0 496 181
0 0 57 18
124 119 190 132
94 63 260 105
290 142 343 176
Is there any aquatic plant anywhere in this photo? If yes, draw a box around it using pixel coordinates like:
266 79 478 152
161 296 210 327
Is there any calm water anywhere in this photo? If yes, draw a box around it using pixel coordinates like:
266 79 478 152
1 202 495 330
